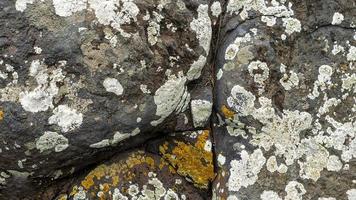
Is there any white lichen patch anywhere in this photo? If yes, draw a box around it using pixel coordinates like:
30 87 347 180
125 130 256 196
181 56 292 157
165 189 179 200
217 69 223 80
88 0 140 37
321 116 356 163
217 154 226 166
282 17 302 35
36 131 69 153
331 12 344 25
112 188 128 200
151 72 189 126
347 189 356 200
20 89 55 113
128 185 140 197
15 0 34 12
228 149 266 192
251 97 313 165
347 46 356 61
34 46 42 54
53 0 87 17
227 196 239 200
147 21 160 46
266 156 278 173
73 187 86 200
90 128 140 148
147 11 164 46
284 181 306 200
211 2 222 17
225 0 302 39
298 138 329 181
48 105 83 132
308 65 333 99
190 4 212 54
225 32 252 61
227 0 295 20
341 73 356 92
261 16 277 27
187 55 207 81
227 85 256 116
140 84 151 94
89 139 110 148
280 70 299 91
190 99 213 128
204 140 212 152
103 77 124 96
318 97 341 116
248 61 270 94
331 44 345 55
110 173 182 200
326 155 343 171
20 60 65 113
281 34 287 40
260 190 282 200
0 172 10 186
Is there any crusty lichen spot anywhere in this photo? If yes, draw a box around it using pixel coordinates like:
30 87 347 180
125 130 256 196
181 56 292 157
221 105 235 119
191 99 213 128
103 77 124 96
159 130 215 188
81 152 154 189
190 4 212 54
0 110 4 121
48 105 83 132
35 131 69 153
68 151 183 199
151 72 189 126
228 148 266 192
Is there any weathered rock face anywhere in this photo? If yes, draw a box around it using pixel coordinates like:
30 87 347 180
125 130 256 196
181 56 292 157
0 0 215 198
42 130 214 200
213 0 356 199
1 0 356 199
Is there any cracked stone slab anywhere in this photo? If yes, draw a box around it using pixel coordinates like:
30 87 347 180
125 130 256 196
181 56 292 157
213 0 356 199
50 150 207 200
39 130 214 200
0 0 215 198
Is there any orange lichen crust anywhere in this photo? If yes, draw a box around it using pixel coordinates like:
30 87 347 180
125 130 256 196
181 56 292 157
221 105 235 119
159 130 215 188
0 110 4 121
68 151 158 199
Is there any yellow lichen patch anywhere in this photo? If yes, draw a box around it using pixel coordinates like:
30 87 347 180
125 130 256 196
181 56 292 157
0 110 4 121
195 130 210 150
57 194 68 200
221 105 234 119
159 130 215 188
69 185 79 196
69 151 160 199
80 152 153 189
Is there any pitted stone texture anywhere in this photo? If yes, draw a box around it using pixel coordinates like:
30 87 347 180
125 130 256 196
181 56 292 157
213 0 356 200
0 0 214 198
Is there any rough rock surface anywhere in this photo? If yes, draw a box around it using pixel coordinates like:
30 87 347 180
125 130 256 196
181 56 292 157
213 0 356 199
41 130 214 200
0 0 355 199
0 0 214 198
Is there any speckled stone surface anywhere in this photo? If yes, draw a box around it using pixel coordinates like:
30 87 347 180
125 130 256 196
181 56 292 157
213 0 355 200
0 0 355 199
0 0 215 198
